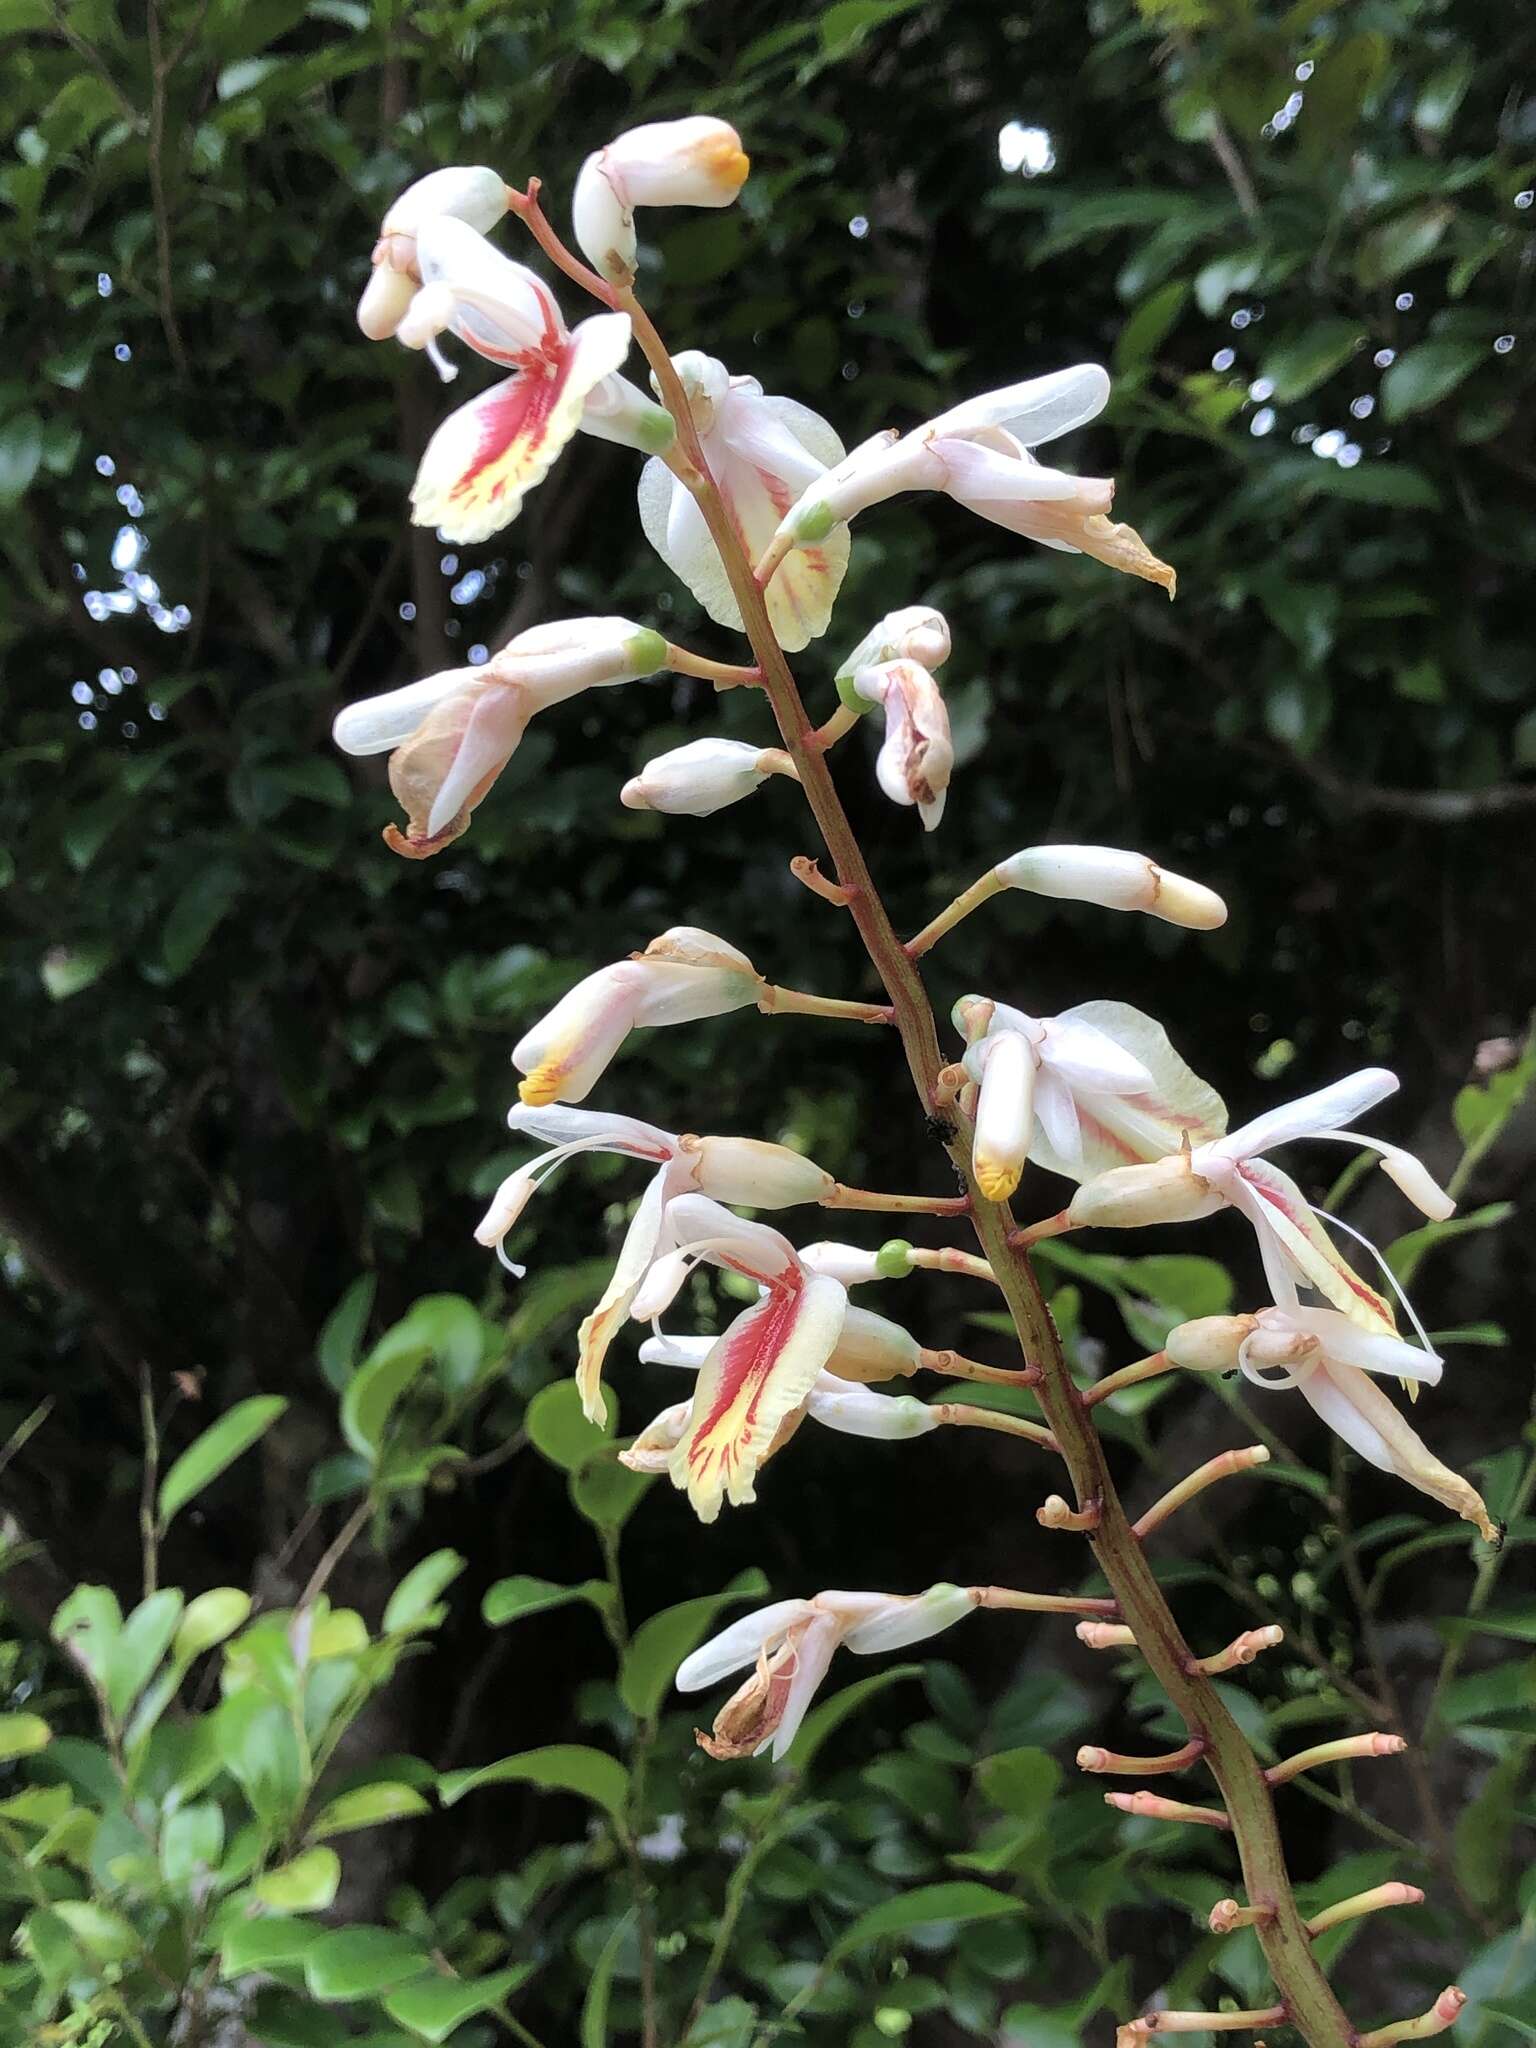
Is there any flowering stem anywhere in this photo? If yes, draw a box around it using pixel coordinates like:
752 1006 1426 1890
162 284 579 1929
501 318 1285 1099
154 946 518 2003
664 643 764 687
757 984 891 1024
603 264 1356 2048
905 870 1005 958
823 1183 970 1215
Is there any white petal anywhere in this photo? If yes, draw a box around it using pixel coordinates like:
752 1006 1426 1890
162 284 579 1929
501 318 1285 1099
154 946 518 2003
972 1029 1036 1201
1220 1070 1400 1163
768 1611 843 1760
1297 1362 1397 1471
332 667 484 756
638 1332 713 1370
927 365 1111 445
1032 1069 1084 1169
675 1599 816 1690
840 1582 976 1654
805 1380 939 1439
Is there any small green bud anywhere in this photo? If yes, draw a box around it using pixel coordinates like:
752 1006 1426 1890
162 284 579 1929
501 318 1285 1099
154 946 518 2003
834 669 876 716
875 1237 914 1280
788 495 837 544
637 404 678 453
628 627 670 674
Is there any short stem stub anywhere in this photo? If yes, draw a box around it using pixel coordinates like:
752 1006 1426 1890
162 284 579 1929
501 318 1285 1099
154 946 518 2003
1356 1988 1466 2048
1038 1492 1102 1533
919 1346 1041 1388
1190 1626 1284 1677
1209 1899 1278 1935
1118 2006 1287 2048
789 854 856 906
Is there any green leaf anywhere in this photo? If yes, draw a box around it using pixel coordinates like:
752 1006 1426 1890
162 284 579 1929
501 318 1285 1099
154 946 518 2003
818 0 923 59
481 1574 611 1628
1297 30 1387 166
40 942 114 1000
105 1588 184 1720
1437 1610 1536 1645
307 1781 431 1839
161 1801 225 1886
1381 339 1483 420
50 1584 122 1685
161 860 244 978
159 1397 288 1527
304 1926 435 2000
581 1910 635 2048
383 1966 534 2041
340 1298 481 1458
220 1915 326 1975
786 1665 924 1767
382 1549 466 1636
438 1744 629 1826
1356 204 1452 289
829 1881 1025 1959
620 1570 770 1720
175 1587 253 1662
525 1377 615 1470
570 1450 651 1531
975 1746 1062 1826
254 1846 341 1913
1114 281 1187 373
317 1274 376 1391
1260 319 1366 403
1388 1201 1515 1286
0 1713 50 1761
215 1692 308 1831
52 1900 139 1962
0 412 43 505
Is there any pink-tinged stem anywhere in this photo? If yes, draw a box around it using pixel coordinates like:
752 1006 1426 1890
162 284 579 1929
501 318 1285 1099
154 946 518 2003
595 241 1357 2048
789 855 856 906
1356 1988 1466 2048
919 1346 1040 1388
1134 1446 1271 1540
930 1404 1060 1452
1189 1626 1284 1677
504 180 621 307
1118 2005 1286 2047
1105 1790 1231 1831
1008 1209 1074 1248
908 1245 997 1284
1078 1739 1207 1777
1038 1493 1101 1533
812 704 860 752
757 984 892 1024
1082 1351 1171 1407
906 870 1005 959
753 528 795 589
664 643 764 688
824 1183 971 1215
974 1585 1119 1617
1305 1882 1424 1939
1078 1620 1139 1650
1265 1732 1407 1787
1209 1900 1277 1934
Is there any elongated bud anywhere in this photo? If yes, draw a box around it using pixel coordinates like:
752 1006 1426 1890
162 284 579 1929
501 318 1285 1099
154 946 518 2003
360 164 508 338
1164 1314 1258 1373
574 117 749 282
579 372 678 454
823 1304 924 1382
622 738 773 817
1067 1152 1223 1230
682 1135 835 1207
994 844 1227 931
1371 1141 1456 1221
804 1382 940 1440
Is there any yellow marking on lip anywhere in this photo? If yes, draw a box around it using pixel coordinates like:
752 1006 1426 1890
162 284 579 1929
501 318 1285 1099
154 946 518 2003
974 1159 1022 1202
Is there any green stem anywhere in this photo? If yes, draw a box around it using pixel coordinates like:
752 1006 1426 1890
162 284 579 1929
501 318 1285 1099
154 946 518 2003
685 1779 797 2032
597 1526 660 2048
614 284 1356 2048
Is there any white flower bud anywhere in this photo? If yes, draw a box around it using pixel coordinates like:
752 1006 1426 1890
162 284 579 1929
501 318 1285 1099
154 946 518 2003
574 118 749 282
1066 1152 1225 1230
1165 1314 1259 1374
804 1382 939 1440
995 844 1227 931
621 738 770 817
684 1135 835 1207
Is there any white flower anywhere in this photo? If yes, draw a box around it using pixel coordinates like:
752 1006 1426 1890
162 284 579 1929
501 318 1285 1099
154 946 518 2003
1070 1069 1454 1335
834 605 952 683
957 996 1225 1202
573 117 749 283
676 1585 976 1758
512 927 763 1109
331 618 665 858
853 660 953 831
395 217 634 543
773 364 1174 592
994 844 1226 930
638 351 849 652
356 165 508 340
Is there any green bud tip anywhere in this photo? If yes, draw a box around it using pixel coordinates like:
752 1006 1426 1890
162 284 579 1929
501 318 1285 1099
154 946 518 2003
875 1238 915 1279
789 497 837 544
629 627 670 672
834 670 876 717
638 406 678 453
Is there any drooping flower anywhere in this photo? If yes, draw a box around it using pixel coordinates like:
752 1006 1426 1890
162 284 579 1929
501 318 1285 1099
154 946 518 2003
834 605 952 685
676 1585 977 1758
638 351 849 652
993 844 1227 930
620 737 782 817
1166 1306 1496 1540
356 165 508 341
852 660 953 830
772 364 1173 592
396 217 635 542
474 1106 834 1425
957 996 1226 1202
1069 1069 1454 1334
573 117 750 283
512 927 764 1109
332 617 665 858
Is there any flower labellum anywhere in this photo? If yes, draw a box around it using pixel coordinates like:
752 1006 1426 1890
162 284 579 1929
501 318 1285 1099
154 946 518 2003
400 218 633 543
356 165 508 341
677 1585 976 1758
638 351 849 652
834 605 952 688
853 659 954 831
573 117 749 283
332 617 665 858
